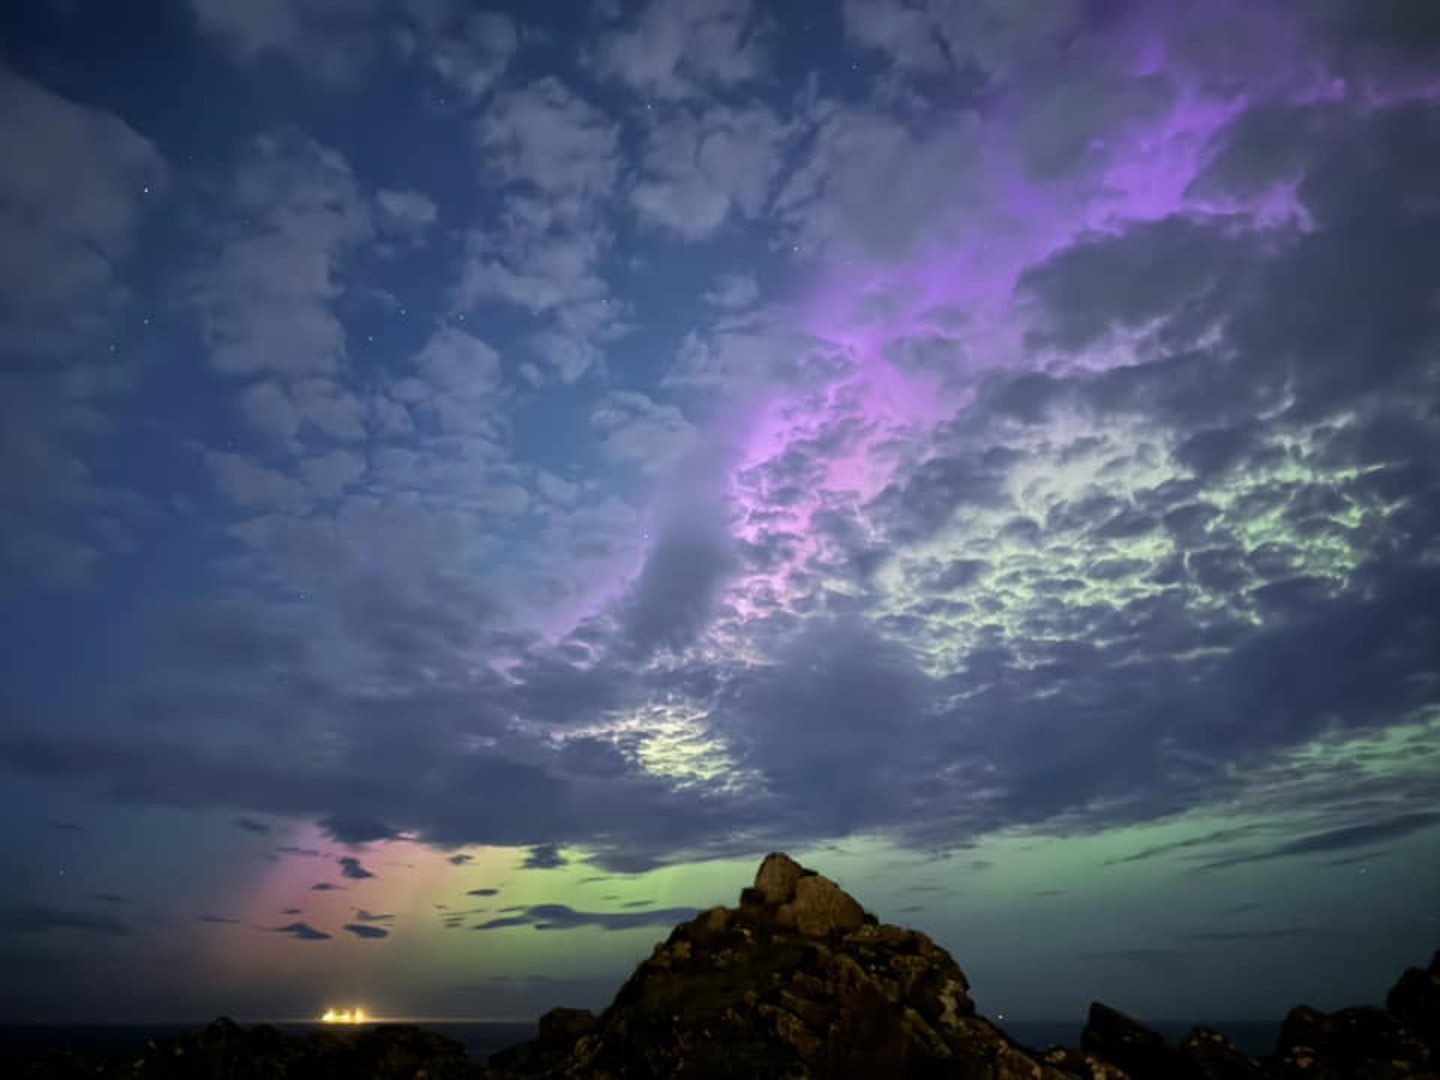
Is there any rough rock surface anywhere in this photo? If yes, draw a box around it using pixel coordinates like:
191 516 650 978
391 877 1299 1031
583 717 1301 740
482 851 1067 1080
7 854 1436 1079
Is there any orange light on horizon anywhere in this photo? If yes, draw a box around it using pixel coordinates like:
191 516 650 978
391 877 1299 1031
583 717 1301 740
319 1006 368 1024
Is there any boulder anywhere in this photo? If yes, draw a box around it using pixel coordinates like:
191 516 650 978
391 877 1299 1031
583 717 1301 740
1272 1003 1432 1079
1081 1001 1183 1078
1386 950 1440 1052
1178 1026 1266 1079
754 851 806 904
776 872 868 937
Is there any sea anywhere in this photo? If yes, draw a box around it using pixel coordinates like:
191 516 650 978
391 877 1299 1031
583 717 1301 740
0 1018 1282 1064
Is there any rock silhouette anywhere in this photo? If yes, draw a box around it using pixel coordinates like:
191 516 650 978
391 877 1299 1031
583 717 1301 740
480 853 1438 1079
6 855 1436 1078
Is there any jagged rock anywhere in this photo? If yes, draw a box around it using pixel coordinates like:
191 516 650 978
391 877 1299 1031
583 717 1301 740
480 852 1037 1079
1040 1044 1132 1079
1272 1003 1433 1079
1387 950 1440 1053
755 851 807 904
1178 1026 1267 1079
776 873 868 937
1081 1001 1185 1078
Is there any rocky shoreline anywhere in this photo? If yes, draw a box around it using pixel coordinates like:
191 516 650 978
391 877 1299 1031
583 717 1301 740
8 853 1437 1078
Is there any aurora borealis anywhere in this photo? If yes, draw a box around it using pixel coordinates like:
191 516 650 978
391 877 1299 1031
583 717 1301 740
2 0 1438 1027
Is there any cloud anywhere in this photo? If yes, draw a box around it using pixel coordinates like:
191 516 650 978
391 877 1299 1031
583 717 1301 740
1181 928 1335 942
446 853 473 865
319 815 398 846
1194 812 1440 872
475 76 619 209
520 844 567 871
186 131 370 380
198 914 243 925
232 816 272 834
588 0 767 100
342 923 389 939
280 907 303 915
471 903 699 932
0 68 165 357
187 0 384 84
92 894 129 905
1101 825 1269 867
205 452 313 515
591 392 696 471
272 921 330 941
352 909 394 923
416 10 518 101
0 906 131 937
0 69 163 586
337 855 377 880
310 883 343 892
465 888 499 897
276 846 323 858
630 102 788 240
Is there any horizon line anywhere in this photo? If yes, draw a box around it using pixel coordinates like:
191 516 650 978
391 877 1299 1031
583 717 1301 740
0 1015 1287 1027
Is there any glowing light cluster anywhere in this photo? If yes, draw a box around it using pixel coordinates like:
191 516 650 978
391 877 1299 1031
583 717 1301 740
320 1006 368 1024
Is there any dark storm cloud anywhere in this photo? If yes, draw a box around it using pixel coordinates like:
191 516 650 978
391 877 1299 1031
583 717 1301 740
619 518 738 658
342 923 389 939
337 855 376 880
273 921 330 941
521 844 567 870
232 816 271 834
711 617 935 835
319 815 398 846
0 906 131 937
1018 215 1256 352
471 904 700 932
1193 812 1440 872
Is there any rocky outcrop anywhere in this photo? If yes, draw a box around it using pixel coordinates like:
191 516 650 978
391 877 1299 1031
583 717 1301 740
7 854 1436 1078
480 853 1438 1080
482 850 1068 1080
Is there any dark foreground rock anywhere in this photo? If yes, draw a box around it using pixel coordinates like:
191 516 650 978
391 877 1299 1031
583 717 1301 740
8 854 1436 1078
4 1017 481 1079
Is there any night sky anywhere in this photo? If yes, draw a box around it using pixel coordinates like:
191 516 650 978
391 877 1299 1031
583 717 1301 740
2 0 1438 1028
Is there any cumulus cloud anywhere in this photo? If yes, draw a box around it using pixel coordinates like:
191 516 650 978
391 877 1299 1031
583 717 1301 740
630 102 788 240
187 132 371 380
589 0 768 100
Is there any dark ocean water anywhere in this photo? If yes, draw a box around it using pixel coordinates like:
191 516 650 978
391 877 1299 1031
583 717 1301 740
0 1017 1281 1063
